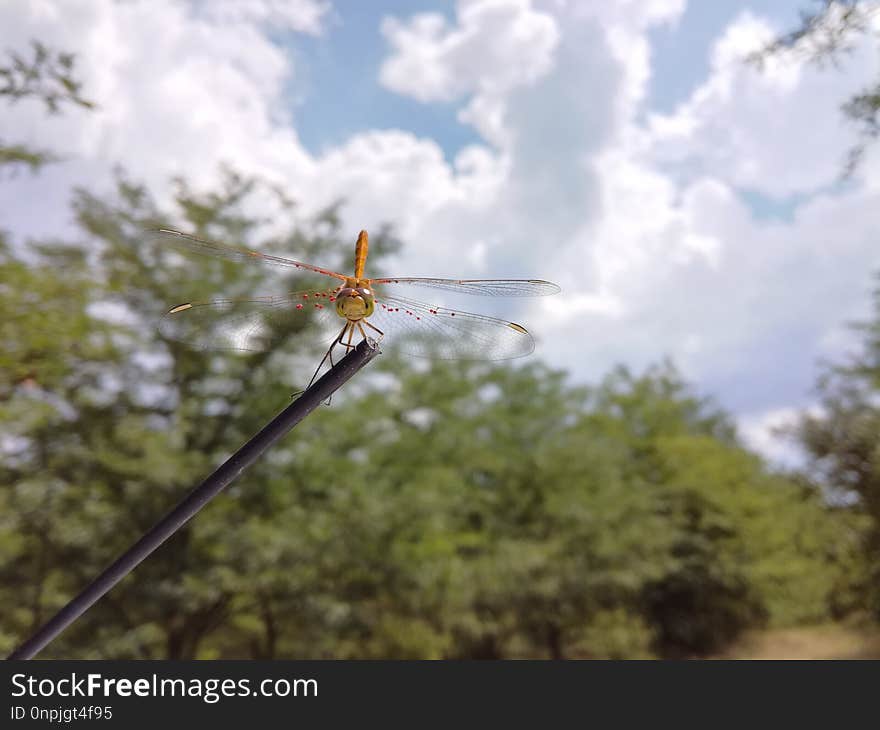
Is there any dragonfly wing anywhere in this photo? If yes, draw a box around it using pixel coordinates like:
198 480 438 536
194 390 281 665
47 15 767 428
146 228 347 281
367 292 535 360
368 277 560 297
159 290 343 352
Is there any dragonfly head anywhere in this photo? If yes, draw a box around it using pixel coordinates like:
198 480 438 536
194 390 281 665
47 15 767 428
336 286 375 320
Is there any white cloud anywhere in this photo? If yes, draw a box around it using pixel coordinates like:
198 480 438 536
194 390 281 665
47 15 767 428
0 0 324 241
192 0 330 35
645 11 880 197
738 406 808 468
577 0 686 28
374 2 879 464
3 0 880 469
380 0 562 153
380 0 559 103
570 10 880 387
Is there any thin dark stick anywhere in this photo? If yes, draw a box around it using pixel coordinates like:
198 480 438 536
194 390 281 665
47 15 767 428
7 337 380 660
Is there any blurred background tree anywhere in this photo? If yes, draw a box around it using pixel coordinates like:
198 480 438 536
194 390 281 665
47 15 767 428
0 40 95 174
0 173 856 656
749 0 880 173
791 276 880 622
748 0 880 628
0 38 875 659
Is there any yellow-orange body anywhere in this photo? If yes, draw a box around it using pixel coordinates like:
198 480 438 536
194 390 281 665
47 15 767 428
334 230 376 323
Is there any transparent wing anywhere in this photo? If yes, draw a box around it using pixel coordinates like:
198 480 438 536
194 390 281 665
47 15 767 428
367 277 560 297
368 292 535 360
147 228 348 281
159 290 343 352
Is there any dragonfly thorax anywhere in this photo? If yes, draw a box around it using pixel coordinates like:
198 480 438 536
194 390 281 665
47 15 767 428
335 286 375 321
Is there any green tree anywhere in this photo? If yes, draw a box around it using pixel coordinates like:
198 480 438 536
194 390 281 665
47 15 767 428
1 170 851 658
792 273 880 620
0 169 393 657
749 0 880 173
1 40 95 174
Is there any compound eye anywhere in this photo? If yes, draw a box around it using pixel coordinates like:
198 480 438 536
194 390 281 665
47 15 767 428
335 287 355 316
356 287 375 316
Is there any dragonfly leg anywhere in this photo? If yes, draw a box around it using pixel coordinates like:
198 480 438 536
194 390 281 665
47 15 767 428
325 322 356 405
361 319 384 345
332 321 356 354
298 323 349 397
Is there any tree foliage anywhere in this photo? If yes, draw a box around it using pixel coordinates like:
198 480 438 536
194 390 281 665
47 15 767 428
0 175 852 657
748 0 880 174
792 274 880 619
0 40 96 174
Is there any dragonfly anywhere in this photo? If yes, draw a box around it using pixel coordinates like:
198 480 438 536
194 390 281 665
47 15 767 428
151 228 560 387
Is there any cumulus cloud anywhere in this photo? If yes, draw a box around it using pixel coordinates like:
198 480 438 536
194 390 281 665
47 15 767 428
0 0 322 240
380 0 559 104
192 0 330 35
3 0 879 465
738 406 807 468
644 11 880 196
536 8 880 455
374 1 879 459
375 1 628 281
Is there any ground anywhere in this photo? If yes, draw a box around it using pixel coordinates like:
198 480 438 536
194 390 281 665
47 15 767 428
715 623 880 660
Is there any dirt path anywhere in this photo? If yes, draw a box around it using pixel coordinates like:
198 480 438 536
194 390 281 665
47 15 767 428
717 624 880 660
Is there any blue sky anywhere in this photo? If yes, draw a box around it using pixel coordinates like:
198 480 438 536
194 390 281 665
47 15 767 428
290 1 809 157
647 0 806 111
291 1 479 158
290 0 820 225
2 0 879 464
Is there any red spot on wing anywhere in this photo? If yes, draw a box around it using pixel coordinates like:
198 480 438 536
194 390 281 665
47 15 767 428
295 304 303 310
